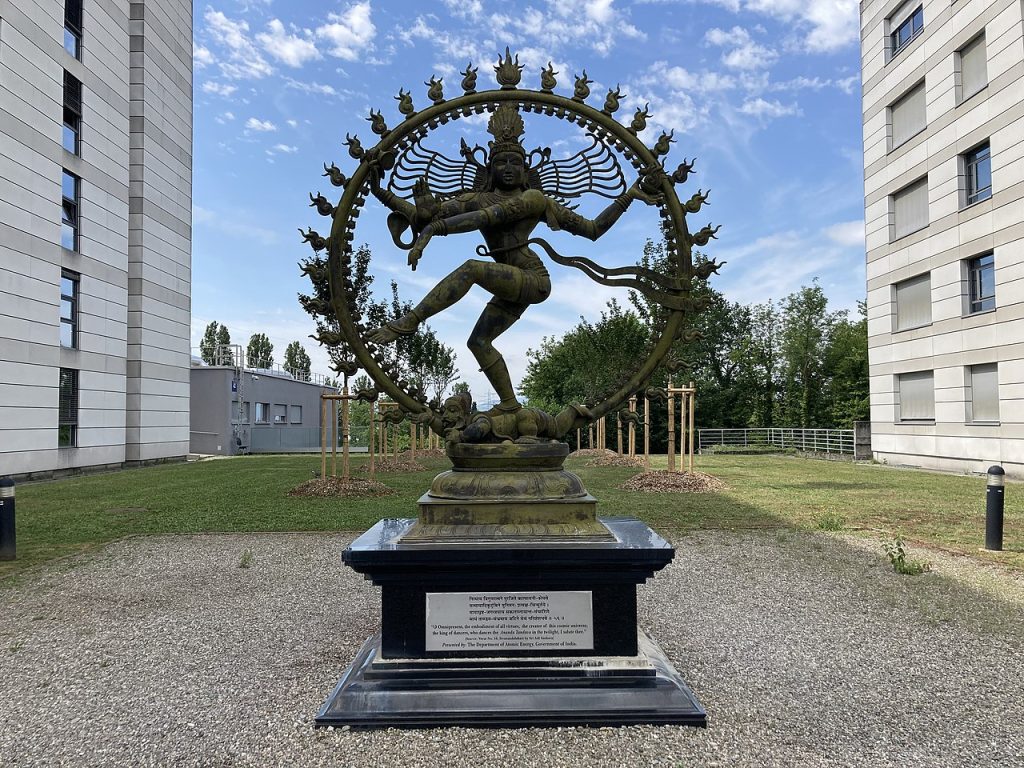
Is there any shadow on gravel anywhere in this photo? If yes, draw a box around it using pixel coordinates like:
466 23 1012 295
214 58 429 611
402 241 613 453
575 462 1024 642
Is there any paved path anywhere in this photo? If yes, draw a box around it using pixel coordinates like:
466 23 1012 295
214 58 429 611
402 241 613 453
0 530 1021 767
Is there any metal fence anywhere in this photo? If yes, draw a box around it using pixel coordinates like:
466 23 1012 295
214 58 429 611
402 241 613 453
697 428 856 455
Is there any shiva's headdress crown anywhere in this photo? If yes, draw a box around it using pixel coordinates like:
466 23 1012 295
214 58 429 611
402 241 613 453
486 104 526 159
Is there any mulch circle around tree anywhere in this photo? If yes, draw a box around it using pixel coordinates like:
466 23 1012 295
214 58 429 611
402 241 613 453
363 458 426 473
287 477 394 498
401 448 447 461
587 454 646 468
619 470 726 494
569 448 618 459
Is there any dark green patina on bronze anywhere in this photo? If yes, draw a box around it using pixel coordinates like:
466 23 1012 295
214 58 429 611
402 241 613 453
301 49 721 448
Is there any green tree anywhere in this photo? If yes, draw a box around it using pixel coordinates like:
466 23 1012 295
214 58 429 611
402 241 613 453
200 321 233 365
521 299 649 413
678 280 754 428
628 238 754 430
408 328 459 407
216 323 231 352
200 321 219 365
200 321 230 365
247 333 274 369
284 341 312 379
298 243 374 382
822 301 870 427
738 301 782 427
365 280 415 382
779 281 842 427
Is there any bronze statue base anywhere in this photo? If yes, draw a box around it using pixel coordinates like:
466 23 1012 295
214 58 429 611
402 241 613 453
403 442 613 542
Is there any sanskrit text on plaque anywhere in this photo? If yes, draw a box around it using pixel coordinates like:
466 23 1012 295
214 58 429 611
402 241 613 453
425 591 594 652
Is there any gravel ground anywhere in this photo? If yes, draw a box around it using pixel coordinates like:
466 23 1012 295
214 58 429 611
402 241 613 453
1 529 1022 767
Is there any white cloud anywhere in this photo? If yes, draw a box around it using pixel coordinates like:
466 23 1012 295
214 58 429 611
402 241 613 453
770 76 828 91
705 26 777 71
193 44 214 68
738 97 800 118
488 0 645 57
245 117 277 131
202 81 237 97
640 61 736 94
713 230 852 305
824 219 865 248
214 110 236 124
283 78 339 97
204 9 273 79
287 119 298 128
257 19 320 67
834 75 859 95
691 0 858 53
397 18 491 73
441 0 483 20
316 1 376 61
272 143 298 153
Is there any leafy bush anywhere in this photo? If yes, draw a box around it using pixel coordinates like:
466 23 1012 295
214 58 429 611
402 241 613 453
703 444 796 456
883 535 930 575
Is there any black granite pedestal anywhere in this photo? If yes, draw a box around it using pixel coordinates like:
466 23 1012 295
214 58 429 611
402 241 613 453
316 517 706 728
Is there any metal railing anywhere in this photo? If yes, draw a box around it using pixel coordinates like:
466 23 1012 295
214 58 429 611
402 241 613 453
191 345 337 388
698 428 856 455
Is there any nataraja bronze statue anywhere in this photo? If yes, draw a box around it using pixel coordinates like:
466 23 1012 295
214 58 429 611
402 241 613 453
299 48 723 444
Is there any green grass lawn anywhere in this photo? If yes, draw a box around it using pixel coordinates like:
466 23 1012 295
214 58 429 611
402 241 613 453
2 452 1021 580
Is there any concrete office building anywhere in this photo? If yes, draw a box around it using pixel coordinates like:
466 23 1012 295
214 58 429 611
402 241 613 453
861 0 1024 474
190 365 336 456
0 0 192 478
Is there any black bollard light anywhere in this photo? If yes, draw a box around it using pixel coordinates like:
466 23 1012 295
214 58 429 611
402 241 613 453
985 465 1005 552
0 477 14 561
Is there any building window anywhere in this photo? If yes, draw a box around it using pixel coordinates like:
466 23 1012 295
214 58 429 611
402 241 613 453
232 400 250 424
60 270 79 348
963 143 992 206
290 405 303 424
64 0 82 59
255 402 269 424
967 253 995 314
63 71 82 155
889 81 925 150
63 0 81 59
897 371 934 422
58 367 79 447
273 404 288 424
894 273 931 330
891 176 928 240
957 33 987 103
966 363 999 423
61 170 79 251
890 5 923 59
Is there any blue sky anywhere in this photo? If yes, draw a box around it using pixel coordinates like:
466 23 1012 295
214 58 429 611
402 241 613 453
191 0 864 401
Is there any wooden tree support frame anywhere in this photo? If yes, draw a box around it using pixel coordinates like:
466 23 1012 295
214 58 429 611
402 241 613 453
617 395 651 470
377 401 403 465
320 388 377 481
666 380 696 474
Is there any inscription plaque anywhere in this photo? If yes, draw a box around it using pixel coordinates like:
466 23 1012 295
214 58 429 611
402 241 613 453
425 591 594 652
